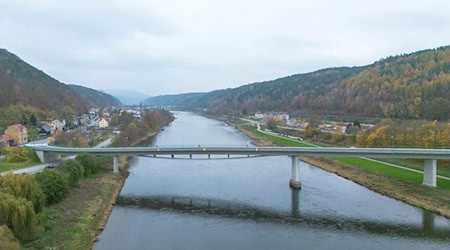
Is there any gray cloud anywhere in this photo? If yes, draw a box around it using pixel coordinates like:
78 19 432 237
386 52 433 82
0 0 449 96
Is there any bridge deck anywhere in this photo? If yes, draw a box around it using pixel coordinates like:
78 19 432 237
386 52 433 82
25 145 450 160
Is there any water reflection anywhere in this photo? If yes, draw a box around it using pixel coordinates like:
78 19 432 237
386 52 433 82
115 194 449 241
291 187 300 218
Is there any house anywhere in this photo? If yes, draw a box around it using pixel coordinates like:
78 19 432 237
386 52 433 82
4 124 28 145
39 123 52 136
0 134 13 148
51 119 65 132
80 114 90 126
98 118 109 128
255 111 264 119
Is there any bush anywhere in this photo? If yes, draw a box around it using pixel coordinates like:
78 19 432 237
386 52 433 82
0 173 45 213
56 160 84 186
75 153 99 176
35 170 69 205
0 192 37 241
0 225 20 250
2 147 29 163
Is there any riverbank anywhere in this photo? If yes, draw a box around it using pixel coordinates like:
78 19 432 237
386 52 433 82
224 120 450 218
23 161 127 249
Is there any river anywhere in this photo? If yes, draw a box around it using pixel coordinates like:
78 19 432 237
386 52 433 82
95 112 449 249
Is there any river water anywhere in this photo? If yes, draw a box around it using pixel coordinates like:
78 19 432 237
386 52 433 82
95 112 449 249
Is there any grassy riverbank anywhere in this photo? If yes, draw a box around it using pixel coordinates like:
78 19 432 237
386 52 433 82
232 123 450 218
23 157 128 249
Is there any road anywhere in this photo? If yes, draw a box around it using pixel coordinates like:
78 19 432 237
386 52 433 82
1 138 114 176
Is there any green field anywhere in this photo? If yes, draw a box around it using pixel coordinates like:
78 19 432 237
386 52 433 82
249 129 450 190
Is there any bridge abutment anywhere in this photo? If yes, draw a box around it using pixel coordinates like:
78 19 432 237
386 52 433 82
290 156 301 189
422 159 437 187
35 150 61 163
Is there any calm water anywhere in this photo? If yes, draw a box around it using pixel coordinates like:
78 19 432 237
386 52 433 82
95 112 449 249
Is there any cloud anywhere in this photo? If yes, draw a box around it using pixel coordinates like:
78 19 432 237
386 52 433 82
0 0 449 95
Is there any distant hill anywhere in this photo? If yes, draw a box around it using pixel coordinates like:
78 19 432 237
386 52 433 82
143 92 206 108
0 48 89 117
143 46 450 120
104 89 150 105
69 85 122 107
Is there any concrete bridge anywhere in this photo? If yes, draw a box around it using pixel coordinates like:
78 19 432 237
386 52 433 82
25 144 450 188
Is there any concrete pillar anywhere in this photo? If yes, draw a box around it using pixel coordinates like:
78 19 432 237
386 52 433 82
113 155 119 174
290 156 301 189
422 159 437 187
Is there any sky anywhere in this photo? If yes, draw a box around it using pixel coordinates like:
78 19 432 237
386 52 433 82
1 0 449 96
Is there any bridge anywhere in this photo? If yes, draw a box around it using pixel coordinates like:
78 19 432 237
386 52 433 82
25 144 450 188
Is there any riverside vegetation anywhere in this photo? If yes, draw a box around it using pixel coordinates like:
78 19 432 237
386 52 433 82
0 109 174 249
227 119 450 218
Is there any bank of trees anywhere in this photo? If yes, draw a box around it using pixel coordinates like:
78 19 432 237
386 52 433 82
356 119 449 148
0 153 105 245
115 109 174 146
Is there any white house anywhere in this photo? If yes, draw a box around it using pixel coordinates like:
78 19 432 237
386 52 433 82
51 119 65 132
255 111 264 119
98 118 109 128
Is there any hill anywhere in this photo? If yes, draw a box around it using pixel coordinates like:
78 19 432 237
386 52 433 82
103 89 150 106
69 85 122 107
0 49 89 116
143 46 450 120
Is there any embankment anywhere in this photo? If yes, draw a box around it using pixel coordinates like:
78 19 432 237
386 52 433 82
227 121 450 218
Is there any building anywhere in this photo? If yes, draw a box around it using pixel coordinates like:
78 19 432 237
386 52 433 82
255 111 264 119
98 118 109 128
0 134 13 148
4 124 28 145
51 119 65 132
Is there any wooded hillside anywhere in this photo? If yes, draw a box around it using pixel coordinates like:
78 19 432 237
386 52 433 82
144 46 450 120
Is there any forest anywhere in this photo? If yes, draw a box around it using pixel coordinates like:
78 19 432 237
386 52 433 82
144 46 450 121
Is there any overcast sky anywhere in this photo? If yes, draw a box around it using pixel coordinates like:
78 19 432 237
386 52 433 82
1 0 449 96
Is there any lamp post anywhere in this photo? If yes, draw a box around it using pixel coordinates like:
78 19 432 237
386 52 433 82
390 135 395 148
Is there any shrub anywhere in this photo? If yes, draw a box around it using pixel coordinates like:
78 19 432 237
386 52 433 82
75 153 99 176
0 192 37 241
0 225 20 250
0 173 45 213
35 170 69 205
56 160 84 186
2 147 29 163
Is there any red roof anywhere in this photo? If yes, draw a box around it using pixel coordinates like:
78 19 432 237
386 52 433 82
1 134 13 141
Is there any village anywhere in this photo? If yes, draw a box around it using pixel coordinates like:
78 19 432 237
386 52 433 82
0 106 143 149
252 111 375 135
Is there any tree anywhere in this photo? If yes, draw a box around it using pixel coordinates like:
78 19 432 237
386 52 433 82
0 192 37 241
0 225 20 250
35 170 69 205
266 118 281 130
75 153 99 176
0 173 45 213
56 160 84 186
30 114 37 126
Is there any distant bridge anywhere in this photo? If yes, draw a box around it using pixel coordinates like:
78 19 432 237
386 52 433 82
25 144 450 188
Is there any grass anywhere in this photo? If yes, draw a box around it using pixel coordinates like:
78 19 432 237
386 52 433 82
249 128 450 190
250 129 314 147
0 150 41 173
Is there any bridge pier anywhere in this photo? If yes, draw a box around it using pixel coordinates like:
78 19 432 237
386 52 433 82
113 155 119 174
422 159 437 187
289 156 301 189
